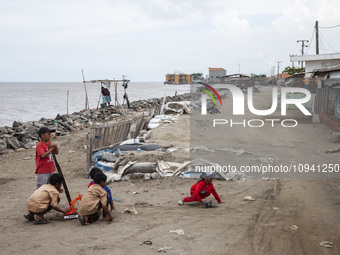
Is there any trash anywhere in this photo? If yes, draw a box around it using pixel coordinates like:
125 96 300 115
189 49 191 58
170 229 185 235
163 101 190 114
113 197 120 202
185 158 229 180
125 162 157 174
23 157 32 160
140 241 152 246
95 161 116 172
205 200 217 208
290 225 298 231
150 172 160 179
68 150 75 154
148 118 161 129
101 152 120 162
243 196 255 201
140 144 162 151
137 148 142 153
319 241 334 248
122 207 138 215
132 191 139 195
326 145 340 153
157 160 190 177
273 207 279 210
158 246 172 252
252 156 275 163
225 172 245 181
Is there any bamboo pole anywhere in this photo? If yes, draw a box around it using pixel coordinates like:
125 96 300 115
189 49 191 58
82 69 89 110
67 90 69 115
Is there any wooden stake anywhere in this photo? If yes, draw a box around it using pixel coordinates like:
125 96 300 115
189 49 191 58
67 90 69 115
82 69 89 110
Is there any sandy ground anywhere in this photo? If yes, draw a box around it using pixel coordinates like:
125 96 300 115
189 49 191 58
0 87 339 255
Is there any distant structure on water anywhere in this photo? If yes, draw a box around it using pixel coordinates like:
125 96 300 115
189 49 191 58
164 68 191 85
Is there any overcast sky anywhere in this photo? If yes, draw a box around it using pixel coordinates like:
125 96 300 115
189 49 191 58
1 0 339 82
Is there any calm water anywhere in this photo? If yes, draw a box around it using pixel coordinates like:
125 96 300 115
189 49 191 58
0 82 190 127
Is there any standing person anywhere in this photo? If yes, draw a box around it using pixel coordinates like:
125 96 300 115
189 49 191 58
35 127 58 189
101 86 111 107
178 173 222 206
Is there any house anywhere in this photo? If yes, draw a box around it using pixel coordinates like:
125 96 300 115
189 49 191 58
290 53 340 135
208 68 226 83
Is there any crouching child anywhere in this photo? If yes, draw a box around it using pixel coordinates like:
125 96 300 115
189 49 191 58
25 173 69 224
179 173 222 206
88 167 114 212
78 172 113 225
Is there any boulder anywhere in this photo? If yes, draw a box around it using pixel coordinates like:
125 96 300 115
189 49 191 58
12 121 20 128
6 137 21 150
0 127 7 133
0 139 7 150
24 141 37 149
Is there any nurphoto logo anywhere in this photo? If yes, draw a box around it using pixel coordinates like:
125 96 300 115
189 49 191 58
200 84 312 128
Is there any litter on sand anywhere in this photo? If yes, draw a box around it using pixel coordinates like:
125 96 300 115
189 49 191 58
290 225 298 231
122 207 138 215
243 196 255 201
170 229 185 235
319 241 334 248
158 246 172 252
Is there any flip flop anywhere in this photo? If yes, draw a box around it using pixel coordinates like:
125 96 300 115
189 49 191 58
24 215 34 221
35 218 50 224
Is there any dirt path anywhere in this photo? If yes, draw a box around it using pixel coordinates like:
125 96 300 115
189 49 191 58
0 87 339 254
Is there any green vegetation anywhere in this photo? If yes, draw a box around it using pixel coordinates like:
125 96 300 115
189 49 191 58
282 66 305 75
191 72 203 80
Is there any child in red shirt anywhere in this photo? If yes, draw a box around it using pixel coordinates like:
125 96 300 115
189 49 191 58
35 127 58 189
179 173 222 206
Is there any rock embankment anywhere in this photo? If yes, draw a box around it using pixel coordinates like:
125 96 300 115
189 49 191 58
0 93 192 155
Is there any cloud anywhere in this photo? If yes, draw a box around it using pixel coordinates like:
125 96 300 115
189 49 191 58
212 9 250 35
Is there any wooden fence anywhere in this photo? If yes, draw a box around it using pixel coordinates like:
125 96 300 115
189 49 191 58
86 121 132 170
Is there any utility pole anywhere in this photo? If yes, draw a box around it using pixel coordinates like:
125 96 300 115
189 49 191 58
315 20 319 55
297 40 309 67
276 61 281 78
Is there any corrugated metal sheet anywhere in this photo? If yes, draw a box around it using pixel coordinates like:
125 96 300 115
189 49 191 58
314 88 329 114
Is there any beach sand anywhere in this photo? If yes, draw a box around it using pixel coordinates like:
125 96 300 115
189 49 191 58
0 88 339 255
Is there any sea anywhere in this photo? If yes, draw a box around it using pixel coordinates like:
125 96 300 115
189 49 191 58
0 82 191 127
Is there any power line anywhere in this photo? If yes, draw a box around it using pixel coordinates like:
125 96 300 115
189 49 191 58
319 24 340 29
305 27 315 54
319 30 338 52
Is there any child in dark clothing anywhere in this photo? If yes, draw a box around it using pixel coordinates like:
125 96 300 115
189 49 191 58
88 167 114 212
179 173 222 206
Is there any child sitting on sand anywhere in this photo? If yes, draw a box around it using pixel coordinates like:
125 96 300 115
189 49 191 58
25 173 69 224
88 167 114 212
78 172 113 225
178 173 222 206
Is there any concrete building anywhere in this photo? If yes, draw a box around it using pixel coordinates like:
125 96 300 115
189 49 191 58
165 69 191 85
290 53 340 78
208 67 226 83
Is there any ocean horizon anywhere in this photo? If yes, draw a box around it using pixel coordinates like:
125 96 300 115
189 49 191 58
0 82 190 127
